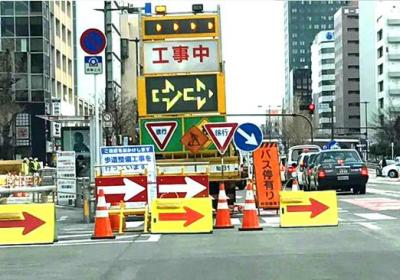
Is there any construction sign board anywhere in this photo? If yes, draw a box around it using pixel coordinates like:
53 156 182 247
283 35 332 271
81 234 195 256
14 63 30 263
181 126 209 153
100 145 157 205
157 175 209 199
142 14 219 40
145 121 178 151
95 175 148 208
151 197 213 233
0 203 55 245
204 122 238 154
138 73 225 116
143 40 220 75
140 115 226 153
253 143 282 209
280 190 338 228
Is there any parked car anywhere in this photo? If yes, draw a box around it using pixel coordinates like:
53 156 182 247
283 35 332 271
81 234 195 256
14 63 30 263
285 145 321 183
295 152 319 190
304 152 320 191
376 159 395 177
382 163 400 178
309 149 369 194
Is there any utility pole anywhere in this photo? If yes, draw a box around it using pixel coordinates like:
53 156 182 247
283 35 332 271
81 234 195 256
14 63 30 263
361 101 370 161
268 105 272 141
330 100 334 141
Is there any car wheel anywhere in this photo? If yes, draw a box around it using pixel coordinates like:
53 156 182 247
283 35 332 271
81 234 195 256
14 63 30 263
388 170 398 178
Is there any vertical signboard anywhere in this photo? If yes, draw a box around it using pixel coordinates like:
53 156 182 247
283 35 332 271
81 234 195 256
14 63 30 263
253 143 282 209
56 151 76 203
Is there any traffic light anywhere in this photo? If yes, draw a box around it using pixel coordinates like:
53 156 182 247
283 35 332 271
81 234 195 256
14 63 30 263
308 103 315 115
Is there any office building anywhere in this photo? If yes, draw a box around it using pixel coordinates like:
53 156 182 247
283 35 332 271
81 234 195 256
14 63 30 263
334 6 360 136
284 0 350 112
287 68 312 114
0 1 74 161
311 30 336 136
375 3 400 126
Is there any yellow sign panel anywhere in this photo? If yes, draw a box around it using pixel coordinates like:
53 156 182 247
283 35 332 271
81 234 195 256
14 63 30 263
0 203 55 245
151 197 212 233
279 191 338 227
142 15 219 40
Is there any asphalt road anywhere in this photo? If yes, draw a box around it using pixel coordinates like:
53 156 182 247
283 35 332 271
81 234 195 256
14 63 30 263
1 173 400 280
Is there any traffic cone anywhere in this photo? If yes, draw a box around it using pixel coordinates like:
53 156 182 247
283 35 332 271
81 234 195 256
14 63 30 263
239 181 262 231
292 178 299 191
214 182 234 229
91 189 115 239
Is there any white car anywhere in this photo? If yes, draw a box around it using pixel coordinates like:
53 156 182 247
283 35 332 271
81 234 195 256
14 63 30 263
295 152 319 188
382 163 400 178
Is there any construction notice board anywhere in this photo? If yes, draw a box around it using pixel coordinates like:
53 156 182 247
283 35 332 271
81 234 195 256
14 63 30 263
151 197 213 233
0 203 55 245
280 190 338 228
253 143 282 209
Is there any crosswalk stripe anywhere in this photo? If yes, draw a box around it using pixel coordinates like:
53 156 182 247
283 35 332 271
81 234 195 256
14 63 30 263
358 222 381 231
354 213 396 221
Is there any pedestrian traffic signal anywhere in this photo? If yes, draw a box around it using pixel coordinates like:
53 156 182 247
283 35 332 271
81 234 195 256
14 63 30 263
308 103 315 115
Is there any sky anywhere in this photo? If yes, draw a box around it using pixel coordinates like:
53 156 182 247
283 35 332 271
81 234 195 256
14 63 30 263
76 1 285 123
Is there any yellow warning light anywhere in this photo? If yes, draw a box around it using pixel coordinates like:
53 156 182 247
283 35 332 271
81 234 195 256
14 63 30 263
173 23 179 31
207 22 214 30
155 5 167 15
190 22 197 30
156 23 162 32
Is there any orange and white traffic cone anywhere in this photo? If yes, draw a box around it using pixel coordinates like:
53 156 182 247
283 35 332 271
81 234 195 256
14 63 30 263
292 178 299 191
239 181 262 231
91 189 115 239
214 182 234 229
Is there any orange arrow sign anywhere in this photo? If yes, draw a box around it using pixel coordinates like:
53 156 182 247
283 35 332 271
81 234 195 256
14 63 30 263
0 212 45 235
287 198 329 218
158 206 204 227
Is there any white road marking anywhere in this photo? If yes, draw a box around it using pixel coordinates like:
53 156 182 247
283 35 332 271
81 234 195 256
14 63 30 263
354 213 396 221
230 218 241 225
367 188 400 198
358 222 381 231
135 234 161 243
57 216 68 222
126 221 144 228
338 208 349 213
58 233 92 239
261 217 280 227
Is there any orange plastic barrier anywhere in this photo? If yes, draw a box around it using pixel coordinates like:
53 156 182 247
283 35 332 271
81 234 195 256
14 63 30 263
253 143 282 209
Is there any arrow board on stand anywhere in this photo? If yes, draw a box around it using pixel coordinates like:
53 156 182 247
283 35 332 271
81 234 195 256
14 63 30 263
203 122 238 154
145 121 178 151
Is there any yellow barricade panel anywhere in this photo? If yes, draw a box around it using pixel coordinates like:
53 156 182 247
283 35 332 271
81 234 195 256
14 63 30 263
279 191 338 227
151 197 212 233
0 203 55 245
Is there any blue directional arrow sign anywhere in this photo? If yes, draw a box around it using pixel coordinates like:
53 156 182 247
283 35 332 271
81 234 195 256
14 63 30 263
233 123 263 152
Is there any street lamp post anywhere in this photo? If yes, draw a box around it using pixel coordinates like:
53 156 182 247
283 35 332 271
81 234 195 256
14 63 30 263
360 101 370 161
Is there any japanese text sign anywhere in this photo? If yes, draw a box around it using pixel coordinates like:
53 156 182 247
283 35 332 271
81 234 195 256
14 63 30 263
143 40 220 74
253 143 282 209
138 73 225 116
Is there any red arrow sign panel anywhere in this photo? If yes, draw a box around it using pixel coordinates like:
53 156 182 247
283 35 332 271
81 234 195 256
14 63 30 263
95 176 148 204
0 212 45 235
157 175 209 199
159 206 204 227
287 198 329 218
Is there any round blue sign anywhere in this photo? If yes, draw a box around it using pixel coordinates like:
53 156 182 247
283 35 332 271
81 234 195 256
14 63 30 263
233 123 263 152
326 31 334 40
80 28 107 55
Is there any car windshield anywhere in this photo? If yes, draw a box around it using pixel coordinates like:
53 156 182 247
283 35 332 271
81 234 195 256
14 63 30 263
320 151 362 164
291 148 320 162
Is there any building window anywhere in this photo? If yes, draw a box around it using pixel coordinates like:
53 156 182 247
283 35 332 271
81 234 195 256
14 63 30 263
347 27 359 32
320 48 334 54
31 38 43 52
63 85 68 101
1 17 15 36
321 58 335 64
377 29 383 41
349 115 360 120
62 25 66 42
16 17 29 36
56 51 61 68
348 90 359 95
30 1 42 14
15 53 28 73
378 64 383 75
377 47 383 58
348 65 359 70
57 82 62 98
378 98 384 109
348 103 360 107
68 59 72 75
1 2 14 15
321 69 335 75
61 1 65 12
31 75 43 90
67 1 71 17
379 115 384 126
348 40 359 45
300 49 306 54
30 16 43 36
62 55 66 72
15 1 29 15
378 81 384 92
348 78 360 82
67 30 71 45
56 19 60 37
31 54 43 73
31 90 44 102
348 53 359 57
15 90 29 102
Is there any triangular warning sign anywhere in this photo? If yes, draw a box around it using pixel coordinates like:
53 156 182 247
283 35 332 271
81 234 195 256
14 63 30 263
145 121 178 151
204 122 238 155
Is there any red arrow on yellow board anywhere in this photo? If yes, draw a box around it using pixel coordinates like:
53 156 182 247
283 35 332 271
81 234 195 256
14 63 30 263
287 198 329 218
0 212 45 235
159 206 204 227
